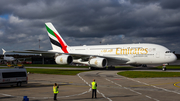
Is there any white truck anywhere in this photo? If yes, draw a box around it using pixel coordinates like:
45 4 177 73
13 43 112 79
0 68 28 86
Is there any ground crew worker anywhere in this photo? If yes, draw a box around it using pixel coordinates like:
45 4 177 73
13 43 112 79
53 83 59 100
91 79 97 98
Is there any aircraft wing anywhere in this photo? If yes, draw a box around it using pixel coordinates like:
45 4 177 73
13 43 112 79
6 50 130 64
5 50 56 57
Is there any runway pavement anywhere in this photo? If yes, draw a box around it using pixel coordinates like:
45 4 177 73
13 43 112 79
1 70 180 101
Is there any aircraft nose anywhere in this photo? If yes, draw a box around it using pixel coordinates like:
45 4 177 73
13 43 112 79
171 53 177 62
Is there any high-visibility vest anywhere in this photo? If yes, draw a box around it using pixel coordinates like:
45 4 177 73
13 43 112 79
91 82 97 89
53 86 59 94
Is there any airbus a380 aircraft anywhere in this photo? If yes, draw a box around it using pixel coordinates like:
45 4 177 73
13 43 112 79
5 22 177 71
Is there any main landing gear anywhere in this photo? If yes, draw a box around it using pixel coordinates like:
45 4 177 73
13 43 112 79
107 66 115 70
89 66 115 70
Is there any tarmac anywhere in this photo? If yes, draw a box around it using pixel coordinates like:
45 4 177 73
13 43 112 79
1 70 180 101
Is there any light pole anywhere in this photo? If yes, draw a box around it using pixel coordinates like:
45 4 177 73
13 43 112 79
39 39 41 50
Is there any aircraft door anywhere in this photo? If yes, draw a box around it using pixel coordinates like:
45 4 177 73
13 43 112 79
156 52 160 58
86 47 89 54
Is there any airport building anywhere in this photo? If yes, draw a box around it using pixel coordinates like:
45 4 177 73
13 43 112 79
0 54 56 64
31 56 56 64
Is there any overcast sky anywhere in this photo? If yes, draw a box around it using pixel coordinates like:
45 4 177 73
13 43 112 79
0 0 180 54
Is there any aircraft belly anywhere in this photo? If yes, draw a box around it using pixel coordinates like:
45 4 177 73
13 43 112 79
135 57 152 64
107 60 126 65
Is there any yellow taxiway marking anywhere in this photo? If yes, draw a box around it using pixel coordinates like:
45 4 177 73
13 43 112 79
173 82 180 88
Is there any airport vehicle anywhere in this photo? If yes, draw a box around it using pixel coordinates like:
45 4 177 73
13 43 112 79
5 22 177 71
0 68 28 86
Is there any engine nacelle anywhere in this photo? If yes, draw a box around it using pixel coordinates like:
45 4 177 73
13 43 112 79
55 55 73 65
89 58 107 68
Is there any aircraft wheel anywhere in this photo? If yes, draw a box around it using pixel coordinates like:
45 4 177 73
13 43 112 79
108 66 115 70
162 67 166 71
142 64 147 67
89 67 96 70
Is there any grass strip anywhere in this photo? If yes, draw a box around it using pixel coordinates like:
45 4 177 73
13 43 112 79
26 68 89 75
23 64 89 68
117 71 180 78
155 65 180 70
0 64 89 68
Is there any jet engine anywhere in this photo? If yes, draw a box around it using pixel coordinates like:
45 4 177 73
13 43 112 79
55 55 73 65
89 57 107 68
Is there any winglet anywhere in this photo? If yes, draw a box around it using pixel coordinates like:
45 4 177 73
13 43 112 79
2 48 6 55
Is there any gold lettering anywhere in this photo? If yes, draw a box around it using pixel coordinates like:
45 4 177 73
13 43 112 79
140 48 144 54
133 48 137 54
130 49 133 54
116 48 120 55
144 48 148 54
115 47 148 55
109 49 113 52
127 48 130 54
122 49 128 54
138 48 141 54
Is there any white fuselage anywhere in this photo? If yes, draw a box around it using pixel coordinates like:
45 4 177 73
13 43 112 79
65 43 176 65
3 56 15 61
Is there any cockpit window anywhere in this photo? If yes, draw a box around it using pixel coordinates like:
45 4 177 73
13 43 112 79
165 51 173 53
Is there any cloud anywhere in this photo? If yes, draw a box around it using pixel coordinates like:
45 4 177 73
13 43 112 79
9 15 23 24
0 30 3 36
0 0 180 54
160 0 180 9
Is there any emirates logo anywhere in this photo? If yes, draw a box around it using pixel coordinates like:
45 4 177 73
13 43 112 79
95 60 98 65
60 57 63 63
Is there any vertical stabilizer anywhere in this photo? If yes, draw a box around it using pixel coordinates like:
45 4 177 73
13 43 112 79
2 48 6 55
2 48 6 57
45 22 69 53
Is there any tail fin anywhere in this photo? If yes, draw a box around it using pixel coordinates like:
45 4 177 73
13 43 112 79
2 48 6 57
45 22 69 53
2 48 6 55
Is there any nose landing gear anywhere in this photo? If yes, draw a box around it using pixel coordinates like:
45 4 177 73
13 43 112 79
162 64 167 71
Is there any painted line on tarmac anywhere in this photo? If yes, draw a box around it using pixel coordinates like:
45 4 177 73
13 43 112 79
174 82 180 88
0 88 92 100
126 77 180 95
78 73 112 101
0 80 92 100
105 78 159 101
116 73 180 95
129 82 175 88
1 94 13 96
